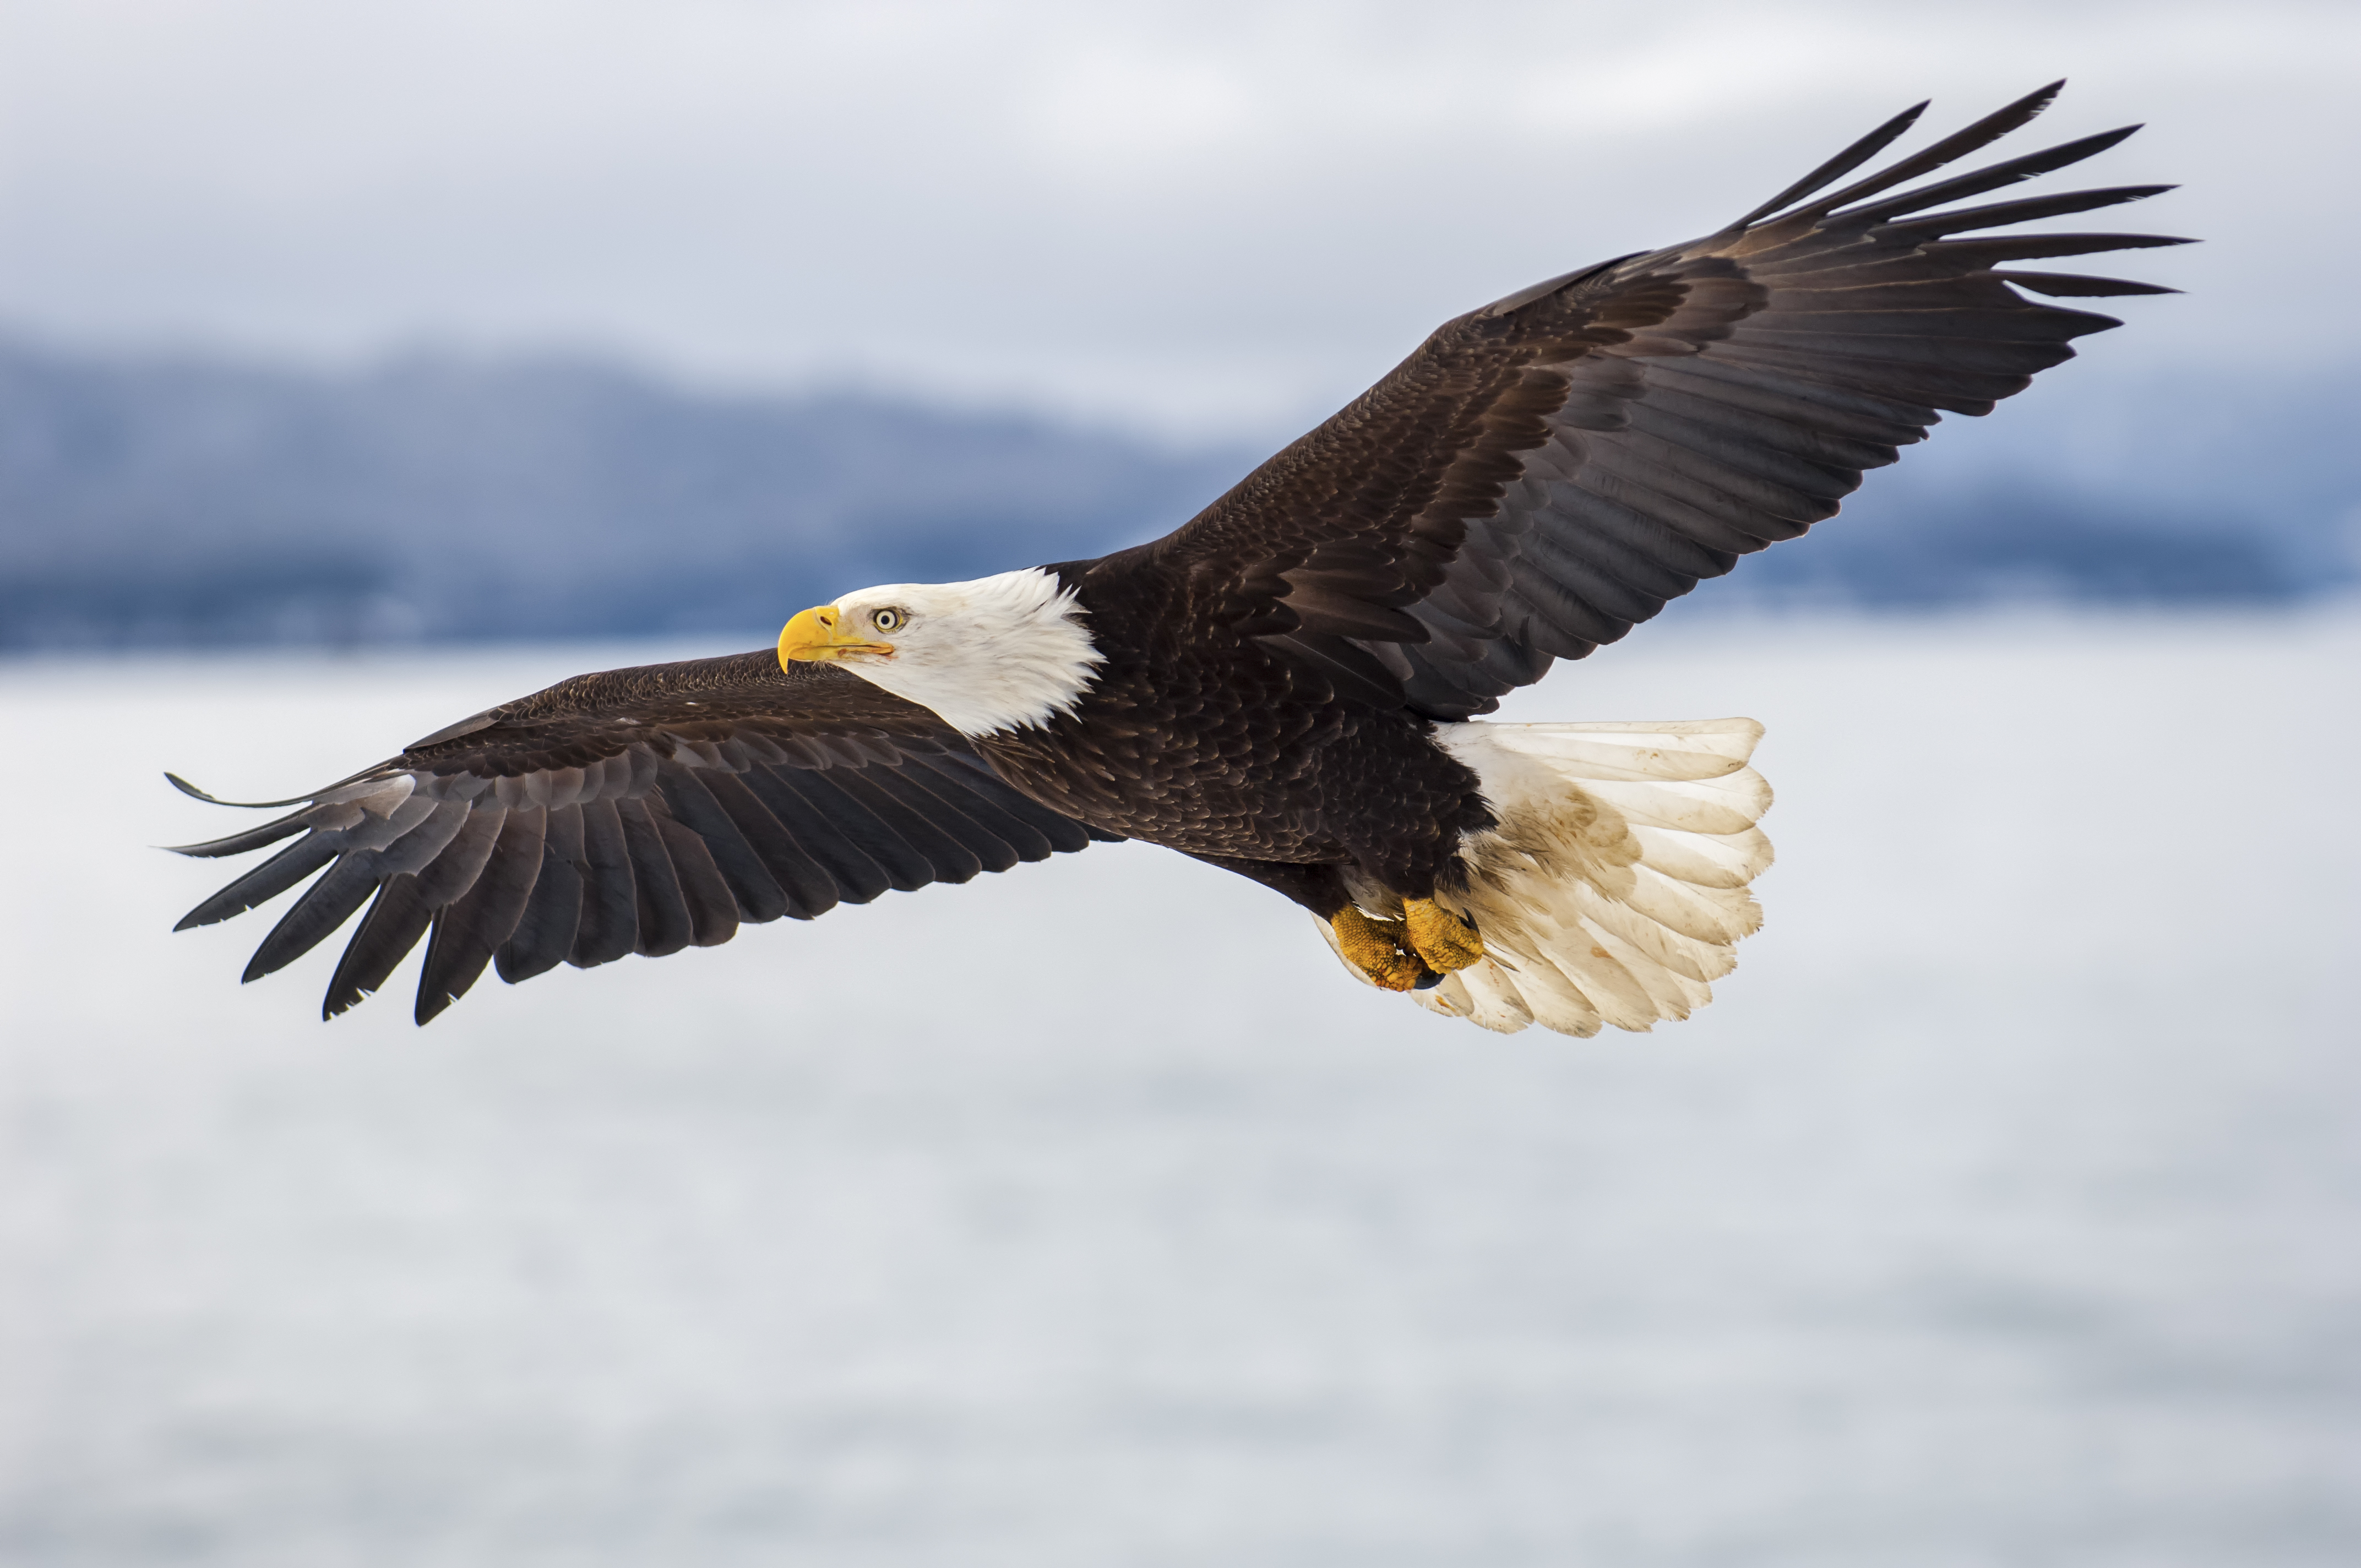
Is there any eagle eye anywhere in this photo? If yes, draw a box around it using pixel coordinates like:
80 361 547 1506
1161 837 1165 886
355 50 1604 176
872 608 904 633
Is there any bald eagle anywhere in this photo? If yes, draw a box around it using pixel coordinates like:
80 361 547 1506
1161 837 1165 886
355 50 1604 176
167 84 2179 1035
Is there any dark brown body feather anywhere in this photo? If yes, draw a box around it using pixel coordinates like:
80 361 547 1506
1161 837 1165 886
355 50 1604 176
165 84 2182 1021
976 580 1490 913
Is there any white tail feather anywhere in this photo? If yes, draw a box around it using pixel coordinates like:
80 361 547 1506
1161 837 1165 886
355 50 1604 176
1314 718 1774 1038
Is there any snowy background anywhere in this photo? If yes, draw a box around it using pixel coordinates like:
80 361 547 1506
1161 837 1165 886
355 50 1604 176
4 0 2355 435
6 1 2360 650
3 609 2355 1565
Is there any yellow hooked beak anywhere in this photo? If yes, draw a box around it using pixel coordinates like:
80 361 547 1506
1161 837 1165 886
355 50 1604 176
777 605 894 668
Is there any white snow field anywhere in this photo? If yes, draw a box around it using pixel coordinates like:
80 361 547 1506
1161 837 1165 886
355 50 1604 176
2 609 2357 1567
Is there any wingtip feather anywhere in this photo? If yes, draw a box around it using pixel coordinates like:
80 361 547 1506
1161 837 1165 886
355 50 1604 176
1796 79 2079 221
1726 97 1930 230
163 771 319 810
1998 270 2182 298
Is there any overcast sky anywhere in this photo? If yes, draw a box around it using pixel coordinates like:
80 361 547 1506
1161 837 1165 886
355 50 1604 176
0 0 2352 439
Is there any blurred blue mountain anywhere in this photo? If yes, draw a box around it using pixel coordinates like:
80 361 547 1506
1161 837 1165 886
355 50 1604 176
0 337 2351 650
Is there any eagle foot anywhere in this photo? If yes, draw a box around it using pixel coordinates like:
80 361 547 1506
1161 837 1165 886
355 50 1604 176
1330 905 1433 992
1403 897 1484 974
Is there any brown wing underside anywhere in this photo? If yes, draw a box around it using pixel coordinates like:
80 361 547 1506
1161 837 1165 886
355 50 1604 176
1143 83 2185 717
170 652 1118 1024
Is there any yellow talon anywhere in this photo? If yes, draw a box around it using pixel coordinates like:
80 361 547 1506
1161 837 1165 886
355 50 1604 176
1403 897 1484 973
1330 905 1428 992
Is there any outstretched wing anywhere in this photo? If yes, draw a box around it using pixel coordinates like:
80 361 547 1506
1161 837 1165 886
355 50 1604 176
168 650 1118 1023
1143 82 2186 717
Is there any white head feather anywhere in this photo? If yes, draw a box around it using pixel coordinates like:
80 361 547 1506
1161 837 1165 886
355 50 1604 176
826 568 1102 737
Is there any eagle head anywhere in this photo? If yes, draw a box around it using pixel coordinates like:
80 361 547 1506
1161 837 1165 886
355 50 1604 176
779 567 1102 737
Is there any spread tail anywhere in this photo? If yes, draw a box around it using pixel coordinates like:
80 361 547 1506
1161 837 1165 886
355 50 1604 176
1319 719 1774 1037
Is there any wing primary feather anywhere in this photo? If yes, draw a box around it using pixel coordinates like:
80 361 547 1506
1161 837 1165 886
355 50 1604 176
1795 80 2065 218
165 765 405 810
242 852 384 982
416 809 546 1023
1837 126 2144 223
164 809 312 859
322 875 434 1019
1924 232 2194 263
1884 184 2175 238
164 771 333 811
415 913 469 1026
1726 100 1928 228
1994 270 2180 298
176 835 340 930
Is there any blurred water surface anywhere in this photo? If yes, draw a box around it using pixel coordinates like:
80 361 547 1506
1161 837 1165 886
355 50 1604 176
1 609 2356 1566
